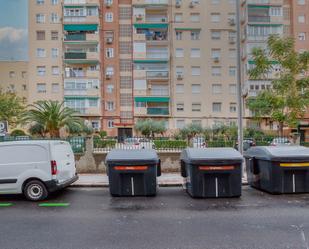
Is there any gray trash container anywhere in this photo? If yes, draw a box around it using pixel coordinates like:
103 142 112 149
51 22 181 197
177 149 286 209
181 148 243 198
245 146 309 194
105 149 161 196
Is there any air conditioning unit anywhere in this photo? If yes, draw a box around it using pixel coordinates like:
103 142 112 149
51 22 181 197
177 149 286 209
105 2 112 8
105 74 111 79
228 18 236 26
106 37 113 44
175 0 181 8
177 74 183 79
213 57 220 62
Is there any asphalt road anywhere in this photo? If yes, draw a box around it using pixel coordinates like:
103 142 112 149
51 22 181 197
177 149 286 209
1 187 309 249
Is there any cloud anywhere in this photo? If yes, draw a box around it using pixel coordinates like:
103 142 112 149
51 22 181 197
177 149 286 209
0 27 28 60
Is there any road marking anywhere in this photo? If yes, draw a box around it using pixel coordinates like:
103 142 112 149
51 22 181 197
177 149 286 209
38 203 70 207
0 203 13 207
131 177 135 196
215 177 218 198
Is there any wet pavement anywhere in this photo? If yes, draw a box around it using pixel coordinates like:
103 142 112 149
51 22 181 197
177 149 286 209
1 186 309 249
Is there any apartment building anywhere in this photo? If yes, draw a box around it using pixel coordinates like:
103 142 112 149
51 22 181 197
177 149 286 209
0 61 28 103
171 0 238 130
241 0 291 129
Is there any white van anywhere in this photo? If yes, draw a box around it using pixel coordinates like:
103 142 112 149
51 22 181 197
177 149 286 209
0 140 78 201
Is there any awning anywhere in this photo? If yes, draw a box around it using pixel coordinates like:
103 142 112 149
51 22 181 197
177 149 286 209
248 5 271 9
248 60 278 65
248 24 283 27
134 97 170 103
134 23 168 29
64 24 98 31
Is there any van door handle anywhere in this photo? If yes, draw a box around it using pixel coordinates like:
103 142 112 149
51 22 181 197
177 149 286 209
66 162 70 166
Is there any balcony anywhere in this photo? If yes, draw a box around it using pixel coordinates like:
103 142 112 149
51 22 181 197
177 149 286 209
64 88 99 97
73 107 101 116
149 88 169 96
248 16 271 23
146 71 169 80
147 107 169 115
247 0 283 4
147 52 169 59
133 0 168 5
64 33 99 43
64 52 99 64
65 70 100 78
63 0 99 6
63 15 99 24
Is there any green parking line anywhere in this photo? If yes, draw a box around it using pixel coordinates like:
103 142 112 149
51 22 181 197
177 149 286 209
0 203 13 207
38 203 70 207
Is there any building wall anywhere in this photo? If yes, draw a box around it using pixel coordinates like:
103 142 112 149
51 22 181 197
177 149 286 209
0 61 29 102
28 0 63 104
171 0 238 130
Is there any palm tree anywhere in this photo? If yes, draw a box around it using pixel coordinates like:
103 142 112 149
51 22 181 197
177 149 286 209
23 101 83 138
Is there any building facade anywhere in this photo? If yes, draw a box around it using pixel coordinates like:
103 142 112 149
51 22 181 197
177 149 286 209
26 0 308 136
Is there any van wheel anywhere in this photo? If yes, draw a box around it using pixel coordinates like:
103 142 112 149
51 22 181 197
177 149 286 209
23 180 48 201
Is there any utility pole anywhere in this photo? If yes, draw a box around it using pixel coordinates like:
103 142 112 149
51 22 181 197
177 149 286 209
236 0 244 154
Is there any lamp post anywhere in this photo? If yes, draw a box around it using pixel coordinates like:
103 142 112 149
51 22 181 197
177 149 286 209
236 0 244 154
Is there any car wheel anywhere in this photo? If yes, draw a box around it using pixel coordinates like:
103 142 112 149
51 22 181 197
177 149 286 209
23 180 48 201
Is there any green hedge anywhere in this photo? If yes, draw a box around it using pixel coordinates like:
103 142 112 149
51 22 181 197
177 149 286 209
154 140 187 149
94 139 116 149
207 140 235 148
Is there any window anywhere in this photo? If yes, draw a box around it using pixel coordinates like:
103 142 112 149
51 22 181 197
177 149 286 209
22 71 27 78
212 84 222 94
192 84 201 94
192 103 201 112
190 48 200 58
229 84 236 95
106 48 114 58
212 102 222 112
36 48 46 58
51 48 58 58
107 120 114 128
9 71 15 78
37 83 46 93
52 83 59 93
212 67 221 76
50 13 59 23
191 66 201 76
107 84 114 93
211 31 221 40
36 14 45 23
37 66 46 76
135 101 146 108
176 103 184 112
299 32 306 41
192 120 202 126
211 49 221 59
52 66 60 75
105 0 113 5
176 31 182 40
176 66 184 77
176 120 185 129
106 101 114 111
230 103 237 113
270 7 282 17
36 31 45 40
22 84 27 90
89 99 98 107
51 0 59 5
174 13 183 22
51 31 58 40
229 66 236 76
229 49 236 58
190 13 200 23
175 48 184 57
298 0 305 5
298 14 305 23
176 84 184 93
37 0 44 4
191 31 200 40
105 12 113 22
211 13 220 22
106 66 114 75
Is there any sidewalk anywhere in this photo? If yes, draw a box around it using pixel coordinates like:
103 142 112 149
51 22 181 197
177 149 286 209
72 173 248 187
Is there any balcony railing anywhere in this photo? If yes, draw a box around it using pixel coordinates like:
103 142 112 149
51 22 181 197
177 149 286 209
247 0 270 4
65 52 87 59
146 71 169 79
146 52 169 59
65 33 86 41
150 89 169 96
248 16 270 22
145 16 168 23
145 0 168 4
147 107 169 115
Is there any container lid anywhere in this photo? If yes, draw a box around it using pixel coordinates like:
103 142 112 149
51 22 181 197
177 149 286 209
105 149 159 164
181 148 243 164
244 146 309 161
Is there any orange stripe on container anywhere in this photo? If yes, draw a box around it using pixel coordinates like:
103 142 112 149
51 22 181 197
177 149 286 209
114 166 148 171
199 166 235 171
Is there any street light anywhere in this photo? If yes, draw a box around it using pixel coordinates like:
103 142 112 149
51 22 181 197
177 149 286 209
236 0 244 154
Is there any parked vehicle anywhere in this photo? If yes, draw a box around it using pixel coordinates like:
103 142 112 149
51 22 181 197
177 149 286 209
193 137 207 148
122 138 155 149
0 140 78 201
235 138 256 151
270 137 291 146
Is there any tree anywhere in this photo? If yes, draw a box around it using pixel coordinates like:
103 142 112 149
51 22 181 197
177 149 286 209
179 123 203 145
0 91 24 127
23 101 83 138
135 119 167 137
247 35 309 135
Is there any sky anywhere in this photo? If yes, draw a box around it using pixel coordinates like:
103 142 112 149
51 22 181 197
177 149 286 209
0 0 28 61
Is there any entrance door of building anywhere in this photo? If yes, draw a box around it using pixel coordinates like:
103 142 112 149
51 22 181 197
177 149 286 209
118 128 133 142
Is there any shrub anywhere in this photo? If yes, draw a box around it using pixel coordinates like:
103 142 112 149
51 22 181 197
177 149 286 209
154 140 187 149
10 129 26 137
93 138 116 148
207 140 235 148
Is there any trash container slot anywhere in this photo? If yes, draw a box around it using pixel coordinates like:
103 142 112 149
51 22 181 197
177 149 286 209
114 166 148 171
199 166 235 171
280 162 309 167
